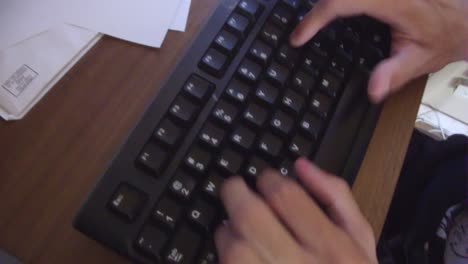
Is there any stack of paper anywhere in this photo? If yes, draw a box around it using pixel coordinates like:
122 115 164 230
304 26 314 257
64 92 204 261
0 0 192 121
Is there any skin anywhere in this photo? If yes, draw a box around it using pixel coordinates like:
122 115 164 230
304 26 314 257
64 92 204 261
290 0 468 103
215 2 468 261
216 158 377 263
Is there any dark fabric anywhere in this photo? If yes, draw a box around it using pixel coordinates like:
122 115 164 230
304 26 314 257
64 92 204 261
377 130 468 264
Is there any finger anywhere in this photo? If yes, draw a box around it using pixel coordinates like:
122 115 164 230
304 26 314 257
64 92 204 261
367 44 428 103
215 224 264 264
256 168 336 252
221 177 303 263
290 0 368 47
294 158 376 258
290 0 337 47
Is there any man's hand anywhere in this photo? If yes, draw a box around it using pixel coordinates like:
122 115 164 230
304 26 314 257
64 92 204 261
290 0 468 103
215 158 377 264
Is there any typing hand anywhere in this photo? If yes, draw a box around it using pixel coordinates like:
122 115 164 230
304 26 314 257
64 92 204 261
290 0 468 103
215 158 377 264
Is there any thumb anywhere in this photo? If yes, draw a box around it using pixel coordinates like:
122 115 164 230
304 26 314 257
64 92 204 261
294 158 377 261
368 44 426 103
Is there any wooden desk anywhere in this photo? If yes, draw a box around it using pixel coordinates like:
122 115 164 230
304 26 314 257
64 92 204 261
0 0 424 262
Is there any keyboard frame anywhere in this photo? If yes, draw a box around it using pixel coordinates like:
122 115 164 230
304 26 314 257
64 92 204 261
74 0 384 263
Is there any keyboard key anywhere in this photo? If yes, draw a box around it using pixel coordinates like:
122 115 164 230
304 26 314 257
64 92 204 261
260 22 283 47
169 171 197 200
183 75 214 102
109 184 146 221
302 52 323 75
196 241 218 264
243 103 268 127
212 99 238 126
329 51 352 77
357 43 384 70
305 0 319 9
282 0 302 10
214 30 239 54
277 44 299 68
292 71 316 96
202 172 224 199
281 89 305 115
296 8 308 23
237 0 263 20
138 142 168 175
278 159 298 179
310 92 333 119
271 5 294 28
169 96 199 124
249 40 273 65
136 225 167 261
200 48 228 76
266 62 289 87
230 125 256 150
199 123 225 149
188 199 216 232
226 13 250 37
165 226 201 264
308 33 331 58
336 37 357 60
258 132 283 159
319 23 340 43
289 134 314 157
255 81 279 105
300 112 323 139
270 110 294 135
319 72 342 97
238 59 262 83
245 156 269 180
225 79 250 104
153 197 183 229
154 118 182 147
217 148 244 175
185 146 211 174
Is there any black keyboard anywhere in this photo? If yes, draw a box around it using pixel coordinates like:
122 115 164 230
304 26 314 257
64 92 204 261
74 0 390 263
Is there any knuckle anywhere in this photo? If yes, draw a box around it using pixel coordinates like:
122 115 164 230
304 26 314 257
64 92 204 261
268 178 299 207
222 240 250 263
230 198 263 232
332 176 351 193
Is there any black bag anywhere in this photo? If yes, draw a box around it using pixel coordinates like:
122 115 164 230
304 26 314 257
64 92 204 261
377 130 468 264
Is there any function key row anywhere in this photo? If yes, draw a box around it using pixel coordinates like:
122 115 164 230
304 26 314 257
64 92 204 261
137 74 214 177
199 0 264 77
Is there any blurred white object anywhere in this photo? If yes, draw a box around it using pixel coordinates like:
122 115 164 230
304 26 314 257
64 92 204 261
0 0 193 121
422 61 468 124
0 0 60 50
171 0 192 32
416 104 468 140
453 84 468 99
62 0 182 48
0 24 100 120
0 0 188 50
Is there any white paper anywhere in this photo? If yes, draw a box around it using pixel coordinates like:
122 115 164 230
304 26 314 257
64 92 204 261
62 0 182 48
0 0 62 50
170 0 192 32
0 24 100 120
422 61 468 124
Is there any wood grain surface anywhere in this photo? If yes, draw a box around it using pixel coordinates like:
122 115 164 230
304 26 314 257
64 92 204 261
0 0 424 263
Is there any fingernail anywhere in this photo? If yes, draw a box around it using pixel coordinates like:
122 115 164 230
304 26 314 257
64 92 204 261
379 76 391 101
289 30 299 45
